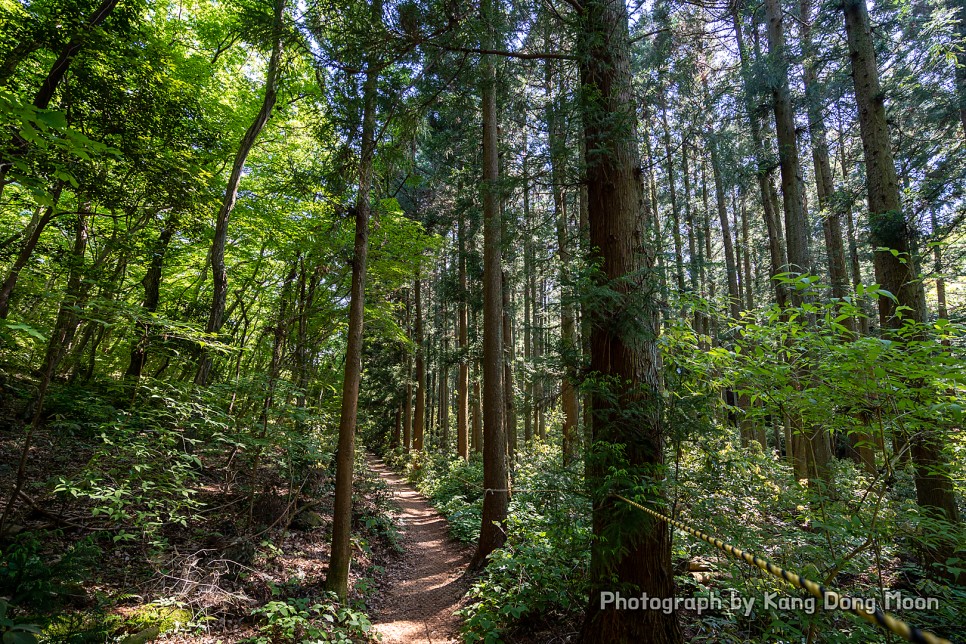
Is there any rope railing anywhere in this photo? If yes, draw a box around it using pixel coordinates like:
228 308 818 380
611 493 953 644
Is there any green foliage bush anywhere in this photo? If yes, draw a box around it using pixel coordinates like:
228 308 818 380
244 594 376 644
0 533 99 609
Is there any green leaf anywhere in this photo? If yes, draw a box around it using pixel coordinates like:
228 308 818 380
36 110 67 129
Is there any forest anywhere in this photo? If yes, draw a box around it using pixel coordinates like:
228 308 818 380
0 0 964 641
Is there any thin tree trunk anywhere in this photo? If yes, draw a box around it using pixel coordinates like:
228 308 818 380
472 364 482 454
955 0 966 138
931 209 948 322
801 0 853 332
0 206 88 534
502 270 515 457
326 2 379 599
457 214 469 460
660 97 685 292
739 190 754 310
706 123 741 320
0 200 59 319
195 0 285 385
440 296 450 450
125 220 176 381
413 276 425 451
731 7 788 307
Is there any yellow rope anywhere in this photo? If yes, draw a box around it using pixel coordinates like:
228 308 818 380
611 494 952 644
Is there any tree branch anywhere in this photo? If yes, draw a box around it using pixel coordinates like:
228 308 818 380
425 42 576 61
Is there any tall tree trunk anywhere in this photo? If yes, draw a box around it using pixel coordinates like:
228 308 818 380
578 2 681 641
441 296 450 449
547 56 578 463
706 127 741 320
457 214 469 460
837 125 872 335
682 138 702 321
579 132 593 469
502 274 515 457
472 363 482 454
739 190 754 310
413 276 425 451
931 209 948 322
764 0 810 280
642 112 666 293
800 0 853 331
470 0 508 570
842 0 961 580
660 97 685 292
731 7 788 307
195 0 285 385
955 0 966 138
765 0 833 482
326 3 379 599
404 290 413 450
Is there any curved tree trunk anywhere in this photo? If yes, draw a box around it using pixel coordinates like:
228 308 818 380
195 0 285 385
0 0 120 200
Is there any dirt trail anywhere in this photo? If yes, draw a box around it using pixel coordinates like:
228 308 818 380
369 458 471 644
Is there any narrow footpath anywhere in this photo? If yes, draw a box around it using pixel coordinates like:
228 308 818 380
369 458 472 644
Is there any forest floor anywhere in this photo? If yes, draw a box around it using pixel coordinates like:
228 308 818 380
368 457 472 644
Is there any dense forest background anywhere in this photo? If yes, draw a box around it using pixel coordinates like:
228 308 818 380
0 0 964 641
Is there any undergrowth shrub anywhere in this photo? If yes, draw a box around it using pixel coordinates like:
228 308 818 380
459 444 590 642
0 532 99 608
244 594 376 643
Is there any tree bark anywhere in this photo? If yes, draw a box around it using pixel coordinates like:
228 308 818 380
0 186 61 318
0 205 89 535
195 0 285 385
404 290 413 450
577 2 681 641
547 56 579 464
765 0 834 483
800 0 853 332
730 6 788 307
414 276 425 451
955 0 966 138
502 270 516 457
457 214 469 460
660 97 685 293
842 0 961 580
124 219 176 381
470 0 508 570
706 124 741 321
326 0 379 600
